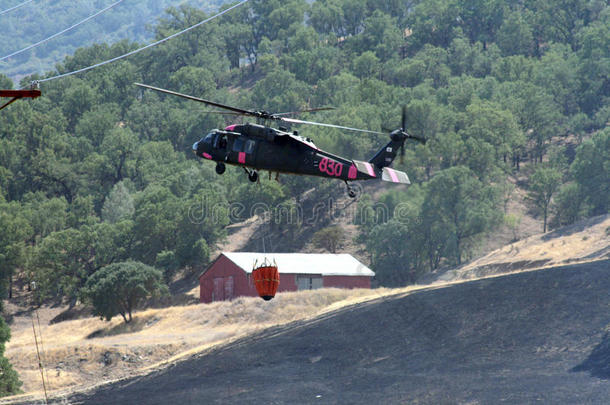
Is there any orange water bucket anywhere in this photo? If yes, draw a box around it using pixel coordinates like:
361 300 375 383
252 261 280 301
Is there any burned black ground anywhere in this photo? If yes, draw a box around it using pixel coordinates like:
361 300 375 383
69 260 609 404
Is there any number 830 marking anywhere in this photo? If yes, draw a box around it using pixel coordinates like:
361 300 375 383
319 157 343 177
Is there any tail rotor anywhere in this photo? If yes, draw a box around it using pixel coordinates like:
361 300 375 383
392 106 426 163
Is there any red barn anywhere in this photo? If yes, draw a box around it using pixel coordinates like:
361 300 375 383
199 252 375 303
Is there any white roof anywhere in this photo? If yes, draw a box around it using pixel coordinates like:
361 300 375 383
221 252 375 277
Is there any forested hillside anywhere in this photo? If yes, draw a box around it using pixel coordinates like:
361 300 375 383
0 2 608 393
0 0 228 81
1 0 608 295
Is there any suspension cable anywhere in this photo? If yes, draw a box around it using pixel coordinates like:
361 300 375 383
31 312 49 404
35 309 51 396
36 0 250 85
0 0 35 17
0 0 124 62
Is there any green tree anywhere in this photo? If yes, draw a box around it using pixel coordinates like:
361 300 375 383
61 79 98 129
312 226 344 253
527 167 562 233
494 82 560 162
82 261 168 323
0 201 32 298
366 186 427 286
575 7 609 116
131 185 180 263
21 194 68 240
497 8 534 56
368 219 420 286
422 166 502 265
0 75 12 89
408 0 460 49
100 126 139 184
352 51 380 79
0 312 21 396
74 103 120 147
67 195 98 228
533 44 581 116
550 182 585 229
220 16 252 69
461 100 524 170
230 180 285 222
361 10 403 61
102 181 135 223
530 0 590 50
249 67 309 112
155 250 179 282
189 238 210 273
570 129 609 216
169 66 215 97
33 221 133 303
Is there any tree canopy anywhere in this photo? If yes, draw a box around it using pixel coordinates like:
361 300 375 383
0 0 607 305
81 261 168 323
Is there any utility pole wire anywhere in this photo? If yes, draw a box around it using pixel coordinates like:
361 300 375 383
1 0 124 62
35 0 250 84
0 0 35 16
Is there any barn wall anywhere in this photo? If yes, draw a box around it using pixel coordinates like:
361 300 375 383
323 275 371 289
277 274 297 292
200 255 372 303
199 255 257 303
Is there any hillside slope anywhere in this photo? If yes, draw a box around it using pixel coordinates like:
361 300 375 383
3 287 399 397
65 260 609 404
434 214 609 282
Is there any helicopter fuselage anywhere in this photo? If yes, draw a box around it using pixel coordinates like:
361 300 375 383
135 82 415 190
193 123 382 181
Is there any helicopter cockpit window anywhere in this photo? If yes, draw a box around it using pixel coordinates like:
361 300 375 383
232 138 244 152
213 133 227 149
245 140 256 154
203 133 213 144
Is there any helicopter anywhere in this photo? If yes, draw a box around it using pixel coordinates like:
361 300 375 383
135 83 426 198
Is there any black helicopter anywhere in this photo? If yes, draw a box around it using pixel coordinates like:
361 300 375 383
135 83 426 198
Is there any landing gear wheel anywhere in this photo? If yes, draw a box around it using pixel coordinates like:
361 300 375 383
248 170 258 183
345 181 357 198
215 162 226 175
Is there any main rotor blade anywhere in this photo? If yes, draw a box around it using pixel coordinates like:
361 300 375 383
273 106 336 116
280 117 385 135
135 82 252 116
204 111 243 115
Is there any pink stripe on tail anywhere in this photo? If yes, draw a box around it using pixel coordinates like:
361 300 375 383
387 168 399 183
363 162 376 177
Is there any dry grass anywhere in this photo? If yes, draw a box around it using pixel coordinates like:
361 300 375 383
3 215 608 403
2 287 411 401
440 214 609 281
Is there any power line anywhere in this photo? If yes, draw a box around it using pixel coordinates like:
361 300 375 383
0 0 124 62
31 311 48 405
36 0 250 84
0 0 35 16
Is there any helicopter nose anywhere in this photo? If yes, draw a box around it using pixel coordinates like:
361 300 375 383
192 141 199 153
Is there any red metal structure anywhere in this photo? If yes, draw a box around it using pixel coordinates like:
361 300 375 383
199 252 374 303
0 89 41 111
